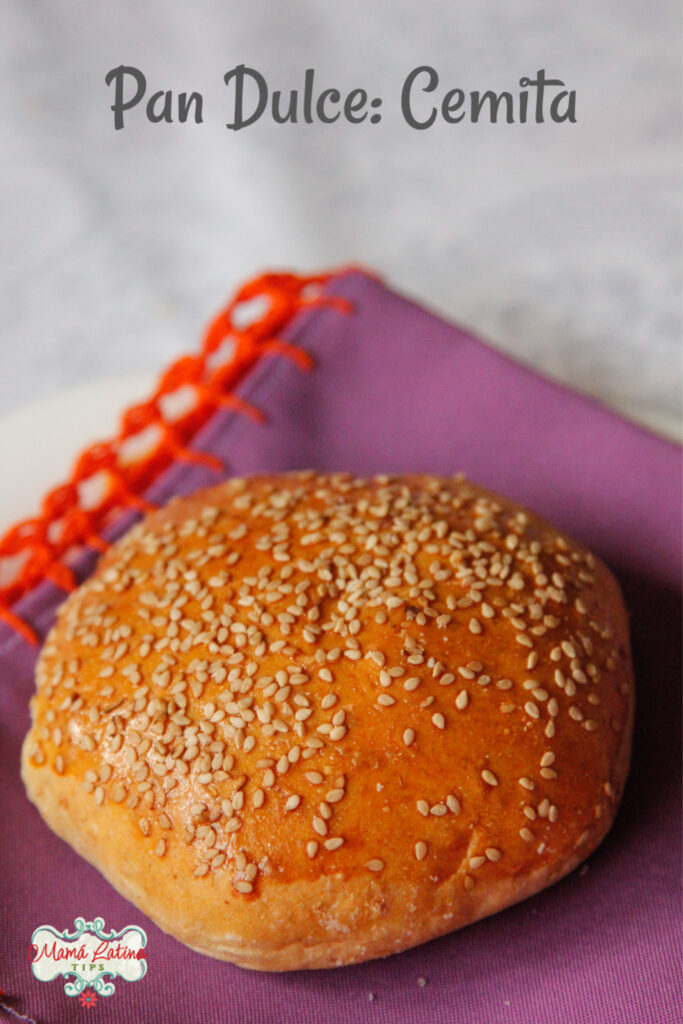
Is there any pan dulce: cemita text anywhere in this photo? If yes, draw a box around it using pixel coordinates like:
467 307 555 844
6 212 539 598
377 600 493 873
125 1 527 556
104 65 577 130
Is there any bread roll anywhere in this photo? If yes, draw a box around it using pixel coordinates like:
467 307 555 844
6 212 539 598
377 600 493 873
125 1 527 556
22 472 634 970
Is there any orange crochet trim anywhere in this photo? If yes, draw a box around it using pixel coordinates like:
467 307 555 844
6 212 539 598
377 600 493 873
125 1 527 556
0 270 352 645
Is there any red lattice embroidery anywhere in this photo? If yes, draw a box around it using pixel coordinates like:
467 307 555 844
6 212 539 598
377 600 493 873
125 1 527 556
0 270 352 644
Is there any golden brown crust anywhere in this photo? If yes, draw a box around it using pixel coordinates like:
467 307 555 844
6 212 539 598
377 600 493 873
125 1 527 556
22 472 634 970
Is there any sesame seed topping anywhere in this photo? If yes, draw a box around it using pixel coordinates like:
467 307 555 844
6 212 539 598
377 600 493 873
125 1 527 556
29 471 622 895
365 859 385 872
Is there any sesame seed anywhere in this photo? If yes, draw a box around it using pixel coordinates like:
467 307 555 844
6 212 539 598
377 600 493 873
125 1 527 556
481 769 498 786
285 795 301 811
446 794 461 814
306 841 319 858
415 841 427 861
403 728 416 746
432 712 446 730
365 859 385 872
455 690 469 710
324 837 344 850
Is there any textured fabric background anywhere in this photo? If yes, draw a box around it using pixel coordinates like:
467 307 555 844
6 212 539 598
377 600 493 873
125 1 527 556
0 271 680 1023
1 1 681 433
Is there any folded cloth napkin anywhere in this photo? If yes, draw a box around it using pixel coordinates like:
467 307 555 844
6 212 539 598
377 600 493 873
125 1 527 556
0 269 680 1024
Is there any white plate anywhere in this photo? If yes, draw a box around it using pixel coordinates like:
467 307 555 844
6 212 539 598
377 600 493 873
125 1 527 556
0 375 678 536
0 373 155 533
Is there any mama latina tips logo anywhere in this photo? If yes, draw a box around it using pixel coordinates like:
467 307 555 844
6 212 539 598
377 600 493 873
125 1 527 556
29 917 147 1008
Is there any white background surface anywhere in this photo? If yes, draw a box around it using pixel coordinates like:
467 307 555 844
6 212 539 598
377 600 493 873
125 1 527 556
0 1 680 526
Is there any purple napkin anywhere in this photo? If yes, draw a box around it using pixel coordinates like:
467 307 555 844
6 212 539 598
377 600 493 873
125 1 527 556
1 269 680 1024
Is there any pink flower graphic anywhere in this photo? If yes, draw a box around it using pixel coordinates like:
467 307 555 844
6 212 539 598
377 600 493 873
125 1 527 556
79 987 98 1009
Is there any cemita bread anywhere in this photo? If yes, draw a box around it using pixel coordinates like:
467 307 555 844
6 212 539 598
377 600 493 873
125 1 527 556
22 472 634 970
